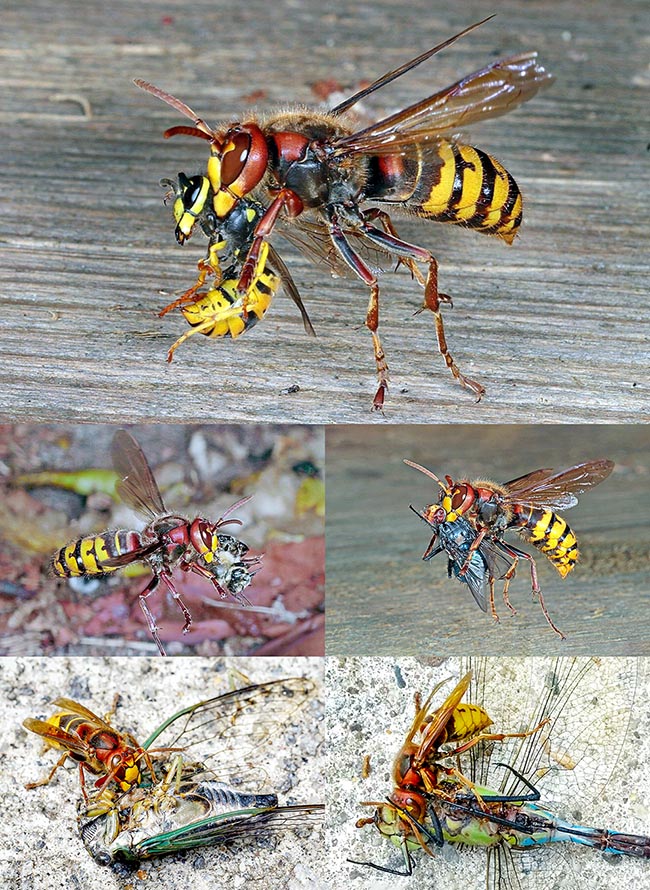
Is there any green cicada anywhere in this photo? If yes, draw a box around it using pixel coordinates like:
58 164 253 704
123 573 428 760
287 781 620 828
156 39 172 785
27 676 322 867
79 754 323 863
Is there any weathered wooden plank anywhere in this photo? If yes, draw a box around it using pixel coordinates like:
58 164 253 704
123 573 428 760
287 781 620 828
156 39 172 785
326 423 650 655
1 1 648 422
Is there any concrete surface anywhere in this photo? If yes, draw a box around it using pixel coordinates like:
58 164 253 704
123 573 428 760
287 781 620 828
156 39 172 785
323 656 650 890
1 656 324 890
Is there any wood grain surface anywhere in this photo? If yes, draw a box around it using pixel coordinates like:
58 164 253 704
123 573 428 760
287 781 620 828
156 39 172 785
1 1 648 423
326 424 650 655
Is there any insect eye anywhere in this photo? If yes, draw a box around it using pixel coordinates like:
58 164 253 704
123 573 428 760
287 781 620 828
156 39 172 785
182 175 206 210
451 486 467 511
221 132 252 186
200 524 215 548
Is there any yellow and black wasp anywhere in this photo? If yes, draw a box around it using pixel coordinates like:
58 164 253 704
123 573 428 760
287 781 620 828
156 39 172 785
136 16 553 408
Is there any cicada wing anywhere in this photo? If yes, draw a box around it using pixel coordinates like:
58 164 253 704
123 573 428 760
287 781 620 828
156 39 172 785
142 678 317 792
127 802 324 859
111 429 167 520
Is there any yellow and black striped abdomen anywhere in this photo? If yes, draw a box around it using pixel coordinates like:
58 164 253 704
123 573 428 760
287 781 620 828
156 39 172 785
511 506 578 578
445 702 493 745
51 529 142 578
181 269 277 339
413 140 523 244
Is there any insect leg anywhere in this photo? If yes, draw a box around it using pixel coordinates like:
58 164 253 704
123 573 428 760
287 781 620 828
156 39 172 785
328 215 389 409
25 750 73 792
359 220 485 399
159 247 224 318
456 526 488 576
166 309 220 362
494 540 566 639
237 188 304 294
183 560 254 609
488 573 501 621
137 575 167 656
362 208 427 283
158 570 193 635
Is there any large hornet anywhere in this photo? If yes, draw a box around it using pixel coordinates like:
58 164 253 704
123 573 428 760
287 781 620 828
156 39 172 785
351 670 546 875
51 429 260 655
159 176 314 361
23 697 153 800
404 458 615 638
135 16 553 409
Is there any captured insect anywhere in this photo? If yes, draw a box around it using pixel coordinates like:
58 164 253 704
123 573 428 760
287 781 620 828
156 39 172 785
23 697 153 799
348 658 650 885
409 505 513 615
135 16 553 410
51 429 260 655
25 678 322 866
351 669 548 873
79 757 323 864
404 459 615 638
158 176 315 361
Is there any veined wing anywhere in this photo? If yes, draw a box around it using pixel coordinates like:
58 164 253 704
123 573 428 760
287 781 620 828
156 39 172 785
332 53 553 158
503 459 614 511
142 678 317 792
111 429 167 520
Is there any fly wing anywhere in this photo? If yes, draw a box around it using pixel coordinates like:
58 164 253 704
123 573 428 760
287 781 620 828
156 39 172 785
331 53 553 158
142 678 317 792
504 459 615 511
111 429 167 520
437 521 489 612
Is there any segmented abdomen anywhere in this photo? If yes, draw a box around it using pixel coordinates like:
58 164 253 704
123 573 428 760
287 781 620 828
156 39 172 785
445 702 492 744
414 141 523 243
181 267 278 339
51 530 142 577
510 507 578 578
368 140 523 243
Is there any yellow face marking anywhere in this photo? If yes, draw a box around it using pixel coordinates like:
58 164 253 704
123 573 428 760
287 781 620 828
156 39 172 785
207 154 222 192
214 189 237 218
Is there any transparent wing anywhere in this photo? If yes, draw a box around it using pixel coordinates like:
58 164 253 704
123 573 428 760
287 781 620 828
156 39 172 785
332 53 553 159
503 459 615 511
128 802 324 859
142 678 316 792
275 215 394 280
460 657 638 890
111 429 167 520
